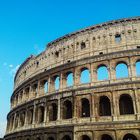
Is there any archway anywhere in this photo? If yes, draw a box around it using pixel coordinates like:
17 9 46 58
49 103 58 121
81 135 91 140
62 135 71 140
99 96 111 116
101 134 113 140
80 68 90 84
123 134 137 140
116 62 129 79
97 65 109 80
66 72 74 87
119 94 134 115
63 100 72 119
81 98 90 117
38 106 45 123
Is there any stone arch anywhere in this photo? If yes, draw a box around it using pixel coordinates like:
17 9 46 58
101 134 113 140
19 111 25 127
47 137 55 140
63 100 72 119
119 94 134 115
49 103 58 121
116 62 129 79
97 64 109 80
136 60 140 76
36 137 41 140
123 133 137 140
81 135 91 140
66 71 74 87
80 67 90 84
54 75 60 90
27 109 33 124
62 135 71 140
81 98 90 117
44 80 48 93
38 106 45 123
99 96 111 116
14 114 19 129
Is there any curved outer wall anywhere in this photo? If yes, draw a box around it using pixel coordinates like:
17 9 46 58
4 17 140 140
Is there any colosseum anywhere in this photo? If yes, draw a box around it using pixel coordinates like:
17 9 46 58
4 16 140 140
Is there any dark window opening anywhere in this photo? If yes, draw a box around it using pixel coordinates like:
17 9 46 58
28 109 33 124
101 134 113 140
55 51 59 58
48 137 54 140
81 98 90 117
62 135 71 140
49 103 57 121
119 94 134 115
38 106 45 123
99 96 111 116
99 52 103 55
81 42 86 49
123 134 137 140
82 135 91 140
63 100 72 119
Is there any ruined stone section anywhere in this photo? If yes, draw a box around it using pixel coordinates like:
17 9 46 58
4 17 140 140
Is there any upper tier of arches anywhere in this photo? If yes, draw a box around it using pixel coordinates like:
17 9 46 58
14 17 140 89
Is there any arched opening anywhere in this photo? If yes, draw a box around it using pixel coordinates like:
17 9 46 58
63 100 72 119
54 76 60 90
38 106 45 123
81 98 90 117
80 68 90 84
36 137 41 140
119 94 134 115
97 65 109 80
116 62 129 79
44 80 48 93
81 135 91 140
28 109 33 124
20 112 25 127
48 137 54 140
101 134 113 140
49 103 58 121
123 134 137 140
99 96 111 116
32 83 38 96
62 135 71 140
66 72 74 87
14 115 19 129
136 60 140 76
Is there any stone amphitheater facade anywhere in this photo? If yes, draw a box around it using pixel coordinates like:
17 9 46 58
4 17 140 140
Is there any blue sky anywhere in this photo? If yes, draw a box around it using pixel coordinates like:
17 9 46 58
0 0 140 137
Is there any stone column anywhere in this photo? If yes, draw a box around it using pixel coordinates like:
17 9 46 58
44 104 47 123
57 97 61 121
60 73 63 91
133 89 140 120
90 63 94 85
74 68 80 87
32 104 36 126
112 91 119 121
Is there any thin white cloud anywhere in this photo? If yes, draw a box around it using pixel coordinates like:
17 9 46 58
9 64 13 68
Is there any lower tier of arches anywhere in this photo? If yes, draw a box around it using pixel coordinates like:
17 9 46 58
4 123 140 140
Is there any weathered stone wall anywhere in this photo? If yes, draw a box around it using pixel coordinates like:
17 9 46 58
4 17 140 140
